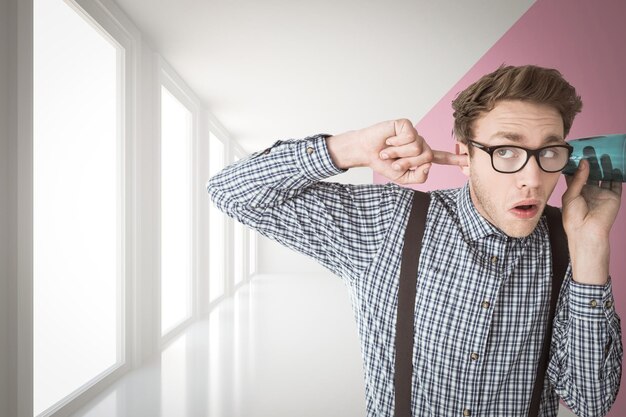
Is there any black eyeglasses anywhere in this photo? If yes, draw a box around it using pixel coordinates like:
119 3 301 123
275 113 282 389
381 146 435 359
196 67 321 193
468 140 573 174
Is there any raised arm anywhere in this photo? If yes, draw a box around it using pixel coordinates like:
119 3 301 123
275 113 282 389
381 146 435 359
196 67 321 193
547 159 623 417
327 119 467 183
206 119 466 282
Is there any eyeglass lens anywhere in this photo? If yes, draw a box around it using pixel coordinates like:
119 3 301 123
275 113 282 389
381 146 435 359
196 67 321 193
492 146 570 173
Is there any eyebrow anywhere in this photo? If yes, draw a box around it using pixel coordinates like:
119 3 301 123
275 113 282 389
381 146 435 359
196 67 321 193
489 131 565 145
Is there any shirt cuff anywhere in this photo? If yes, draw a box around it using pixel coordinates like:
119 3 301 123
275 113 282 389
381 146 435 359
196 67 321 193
569 277 616 322
294 134 347 180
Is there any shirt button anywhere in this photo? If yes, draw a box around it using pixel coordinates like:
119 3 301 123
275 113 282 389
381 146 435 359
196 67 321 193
490 255 498 264
306 146 315 155
590 299 598 308
605 300 613 309
470 352 479 361
481 300 490 309
463 409 471 416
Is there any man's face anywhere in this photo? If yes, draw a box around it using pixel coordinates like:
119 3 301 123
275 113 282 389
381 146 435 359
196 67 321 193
461 100 565 238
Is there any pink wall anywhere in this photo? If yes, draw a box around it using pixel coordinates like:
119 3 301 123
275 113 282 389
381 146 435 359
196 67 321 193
374 0 626 414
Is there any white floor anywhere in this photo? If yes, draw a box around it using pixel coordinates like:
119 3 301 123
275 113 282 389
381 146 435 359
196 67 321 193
71 273 577 417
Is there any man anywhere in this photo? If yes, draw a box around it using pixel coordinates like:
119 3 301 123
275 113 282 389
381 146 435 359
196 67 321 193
207 65 622 417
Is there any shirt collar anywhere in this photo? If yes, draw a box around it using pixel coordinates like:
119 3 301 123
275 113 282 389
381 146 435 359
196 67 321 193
457 182 503 242
456 182 546 243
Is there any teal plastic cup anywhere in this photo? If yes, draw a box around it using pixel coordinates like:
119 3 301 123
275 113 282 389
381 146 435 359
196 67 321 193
562 134 626 182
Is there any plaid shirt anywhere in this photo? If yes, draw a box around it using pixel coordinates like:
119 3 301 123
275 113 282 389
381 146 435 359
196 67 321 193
207 135 622 417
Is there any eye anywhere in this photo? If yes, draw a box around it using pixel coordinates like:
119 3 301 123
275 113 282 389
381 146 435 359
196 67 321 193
540 147 559 159
494 147 519 159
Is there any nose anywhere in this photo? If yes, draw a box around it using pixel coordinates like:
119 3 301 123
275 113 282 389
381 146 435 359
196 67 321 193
516 154 543 189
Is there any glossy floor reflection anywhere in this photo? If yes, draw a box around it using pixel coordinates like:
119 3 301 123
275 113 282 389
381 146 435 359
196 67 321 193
71 273 366 417
70 273 577 417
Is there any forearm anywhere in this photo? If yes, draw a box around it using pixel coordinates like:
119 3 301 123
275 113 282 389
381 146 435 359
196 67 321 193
568 238 610 285
207 135 344 216
326 130 368 169
206 134 410 280
549 276 623 417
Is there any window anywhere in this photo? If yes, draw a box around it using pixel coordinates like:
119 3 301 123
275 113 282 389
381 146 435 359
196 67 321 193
160 85 193 335
33 0 123 414
208 133 225 302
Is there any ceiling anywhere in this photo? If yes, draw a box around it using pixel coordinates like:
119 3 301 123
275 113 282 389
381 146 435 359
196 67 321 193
113 0 535 153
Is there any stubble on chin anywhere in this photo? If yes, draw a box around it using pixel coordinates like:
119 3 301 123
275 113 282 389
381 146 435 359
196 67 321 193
468 175 539 238
468 173 498 228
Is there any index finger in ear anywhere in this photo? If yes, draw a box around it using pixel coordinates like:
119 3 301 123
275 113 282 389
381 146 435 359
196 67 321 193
432 150 468 167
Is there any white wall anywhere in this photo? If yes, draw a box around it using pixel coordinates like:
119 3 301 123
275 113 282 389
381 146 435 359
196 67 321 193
258 166 373 274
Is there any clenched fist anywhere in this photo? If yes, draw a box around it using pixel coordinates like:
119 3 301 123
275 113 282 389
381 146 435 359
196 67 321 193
326 119 468 184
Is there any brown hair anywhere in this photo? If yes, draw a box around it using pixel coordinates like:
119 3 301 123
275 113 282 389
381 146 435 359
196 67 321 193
452 65 582 146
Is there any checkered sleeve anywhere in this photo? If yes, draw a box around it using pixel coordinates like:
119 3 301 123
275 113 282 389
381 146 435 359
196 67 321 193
206 134 413 282
547 273 623 417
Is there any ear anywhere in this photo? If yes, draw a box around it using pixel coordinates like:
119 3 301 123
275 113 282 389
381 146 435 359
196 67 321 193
456 142 471 177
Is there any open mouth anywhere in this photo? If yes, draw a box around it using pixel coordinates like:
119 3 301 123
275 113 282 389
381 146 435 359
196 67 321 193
510 203 539 219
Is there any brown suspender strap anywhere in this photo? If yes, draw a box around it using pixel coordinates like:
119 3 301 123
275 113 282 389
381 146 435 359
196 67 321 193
394 191 430 417
528 205 568 417
394 193 568 417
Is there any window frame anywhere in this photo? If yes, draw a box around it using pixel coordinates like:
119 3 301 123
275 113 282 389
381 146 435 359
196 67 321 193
14 0 243 415
248 227 258 279
21 0 141 416
207 130 229 305
157 57 202 348
231 147 250 290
